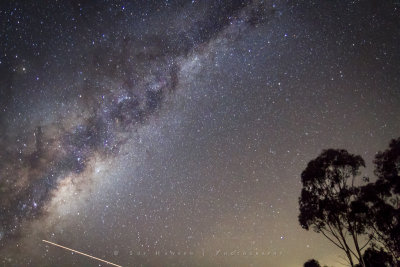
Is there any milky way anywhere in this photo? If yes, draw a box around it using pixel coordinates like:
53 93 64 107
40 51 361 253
0 0 260 243
0 0 400 266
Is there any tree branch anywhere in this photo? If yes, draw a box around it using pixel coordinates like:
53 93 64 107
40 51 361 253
320 228 345 250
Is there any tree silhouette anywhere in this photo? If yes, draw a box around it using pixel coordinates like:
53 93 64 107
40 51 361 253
354 247 394 267
304 259 321 267
359 137 400 262
298 149 368 266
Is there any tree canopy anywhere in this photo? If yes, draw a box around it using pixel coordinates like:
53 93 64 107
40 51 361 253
298 137 400 266
299 149 367 266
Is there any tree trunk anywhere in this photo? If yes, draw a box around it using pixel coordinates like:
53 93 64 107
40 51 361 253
336 222 356 266
345 248 355 267
351 232 365 267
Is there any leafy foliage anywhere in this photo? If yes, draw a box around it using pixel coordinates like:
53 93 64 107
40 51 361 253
299 149 365 232
299 149 367 266
355 247 394 267
360 138 400 261
298 138 400 266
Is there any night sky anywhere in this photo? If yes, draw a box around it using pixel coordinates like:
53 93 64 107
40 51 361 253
0 1 399 266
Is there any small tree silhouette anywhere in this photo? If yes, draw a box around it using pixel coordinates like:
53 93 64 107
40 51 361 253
304 259 321 267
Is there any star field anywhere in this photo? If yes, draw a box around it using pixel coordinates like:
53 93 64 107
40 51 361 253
0 1 399 266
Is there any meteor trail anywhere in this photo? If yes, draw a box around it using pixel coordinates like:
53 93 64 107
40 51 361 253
42 240 122 267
